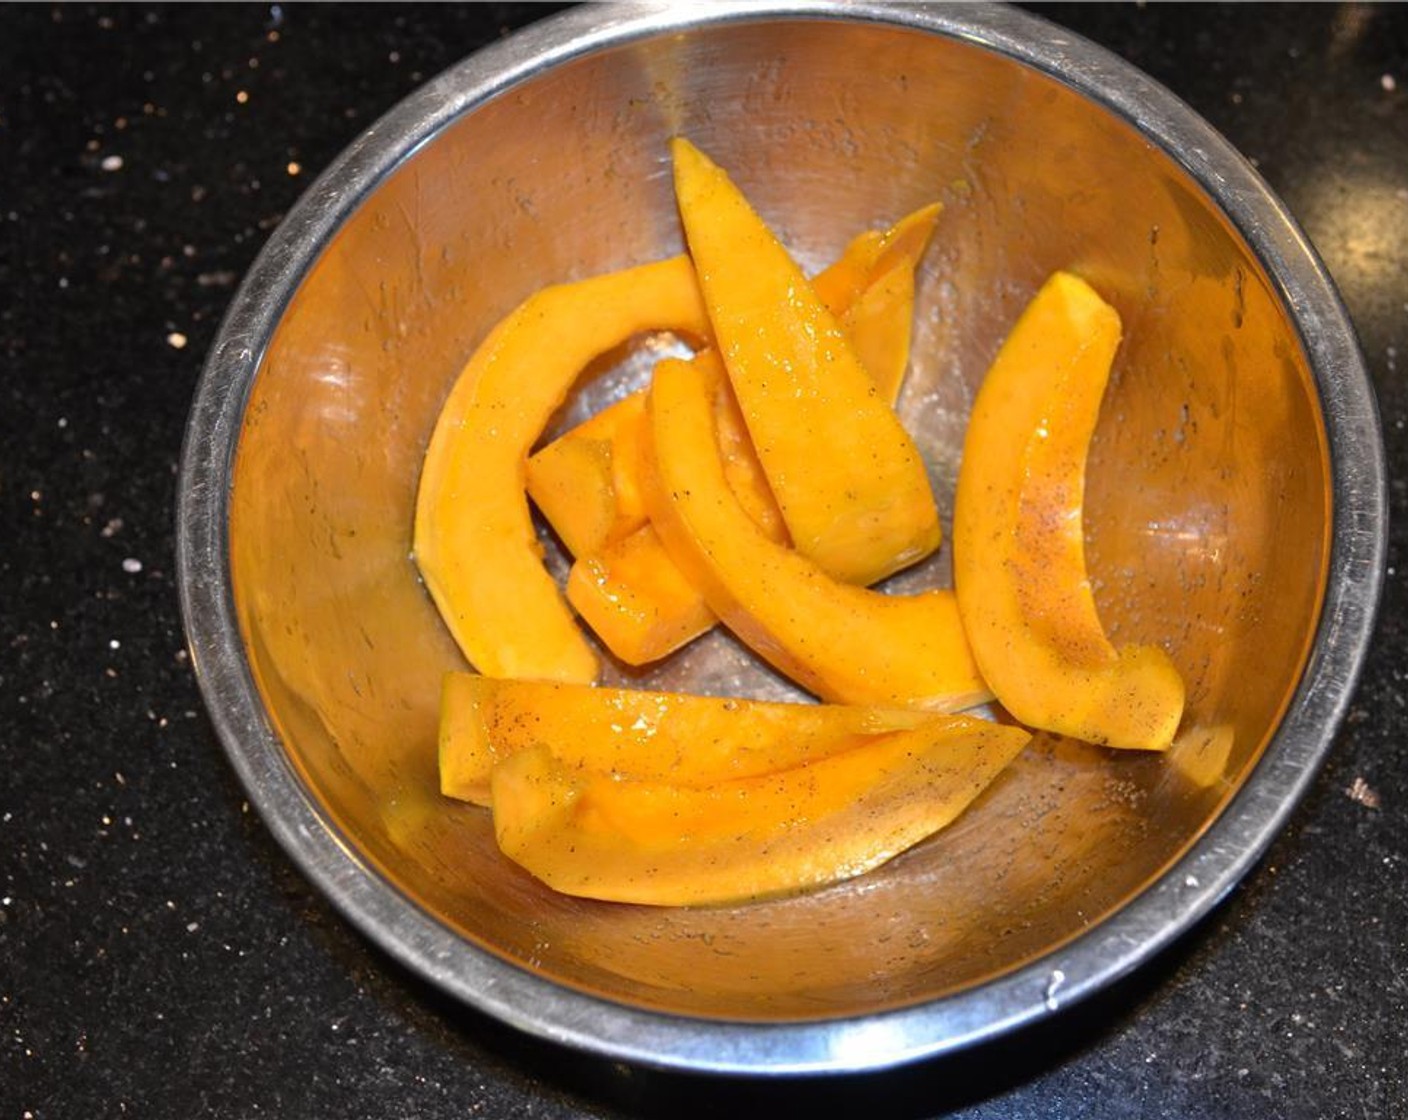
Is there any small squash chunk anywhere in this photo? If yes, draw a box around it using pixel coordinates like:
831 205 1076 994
524 393 649 558
645 353 990 710
565 522 718 667
413 255 709 683
952 271 1184 749
671 137 940 586
439 672 936 805
491 717 1031 907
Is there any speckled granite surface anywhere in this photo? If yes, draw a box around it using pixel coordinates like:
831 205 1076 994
2 4 1404 1116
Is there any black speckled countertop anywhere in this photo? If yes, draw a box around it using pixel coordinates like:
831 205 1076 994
3 4 1405 1116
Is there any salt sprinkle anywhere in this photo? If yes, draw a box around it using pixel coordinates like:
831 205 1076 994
122 557 143 574
101 154 123 172
166 331 188 349
1346 776 1381 809
1383 74 1398 93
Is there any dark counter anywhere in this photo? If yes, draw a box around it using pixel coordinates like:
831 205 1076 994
3 4 1404 1116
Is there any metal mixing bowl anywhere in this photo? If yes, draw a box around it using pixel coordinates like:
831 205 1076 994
176 2 1385 1075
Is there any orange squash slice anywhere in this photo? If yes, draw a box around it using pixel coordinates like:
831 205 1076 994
671 137 940 586
439 672 940 805
413 255 709 683
491 714 1029 906
952 271 1184 749
644 352 989 710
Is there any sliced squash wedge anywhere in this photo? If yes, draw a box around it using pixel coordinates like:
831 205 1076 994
816 200 940 403
644 352 989 710
413 255 709 683
843 259 921 405
671 137 940 586
491 715 1030 906
439 672 938 805
952 271 1184 749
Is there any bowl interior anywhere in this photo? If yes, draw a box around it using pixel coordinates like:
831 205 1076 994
226 15 1328 1021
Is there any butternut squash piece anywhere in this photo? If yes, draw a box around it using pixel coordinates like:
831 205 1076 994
645 353 990 710
413 255 709 683
814 200 940 403
491 716 1030 906
439 672 935 805
952 271 1184 749
564 523 717 667
812 201 941 334
523 392 649 559
671 137 940 585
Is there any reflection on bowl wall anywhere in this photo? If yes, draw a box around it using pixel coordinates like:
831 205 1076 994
180 2 1382 1074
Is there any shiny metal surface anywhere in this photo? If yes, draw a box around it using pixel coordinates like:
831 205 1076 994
176 2 1385 1074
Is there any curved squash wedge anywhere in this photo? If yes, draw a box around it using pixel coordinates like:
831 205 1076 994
439 672 937 805
671 137 940 586
491 715 1030 907
645 353 989 710
413 255 709 683
952 271 1184 749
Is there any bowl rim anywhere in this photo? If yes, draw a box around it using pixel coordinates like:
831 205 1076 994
175 0 1387 1076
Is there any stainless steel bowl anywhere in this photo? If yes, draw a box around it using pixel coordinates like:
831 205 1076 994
176 2 1385 1075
